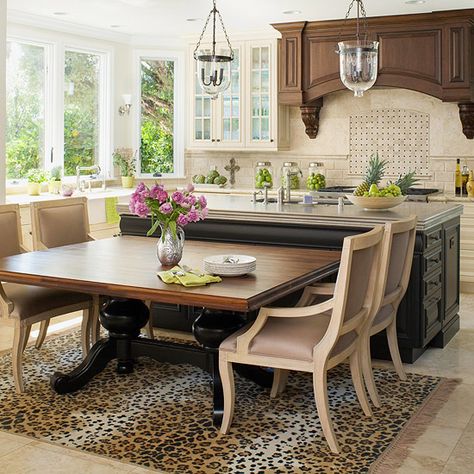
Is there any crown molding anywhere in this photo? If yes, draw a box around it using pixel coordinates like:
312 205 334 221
7 10 131 44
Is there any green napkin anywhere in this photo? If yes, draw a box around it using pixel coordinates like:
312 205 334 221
157 266 222 287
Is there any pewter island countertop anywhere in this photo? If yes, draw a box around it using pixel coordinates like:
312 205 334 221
118 194 463 231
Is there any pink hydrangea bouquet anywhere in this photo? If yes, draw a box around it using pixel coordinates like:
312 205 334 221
129 183 208 238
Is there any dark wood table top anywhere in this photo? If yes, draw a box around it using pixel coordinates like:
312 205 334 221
0 237 341 311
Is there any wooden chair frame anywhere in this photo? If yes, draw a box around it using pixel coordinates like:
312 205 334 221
219 226 384 453
0 204 96 393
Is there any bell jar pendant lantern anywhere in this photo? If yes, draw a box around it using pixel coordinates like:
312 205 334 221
193 0 234 100
337 0 379 97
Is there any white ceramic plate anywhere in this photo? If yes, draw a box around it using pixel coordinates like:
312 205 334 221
203 255 256 276
346 194 406 210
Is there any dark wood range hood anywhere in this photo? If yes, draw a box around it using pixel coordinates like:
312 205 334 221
272 9 474 139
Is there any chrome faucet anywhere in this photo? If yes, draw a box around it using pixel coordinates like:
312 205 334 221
282 169 302 203
76 165 105 193
252 183 271 204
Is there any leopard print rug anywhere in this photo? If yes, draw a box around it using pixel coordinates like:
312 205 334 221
0 331 446 473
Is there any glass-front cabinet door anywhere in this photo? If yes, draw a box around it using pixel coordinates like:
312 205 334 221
190 43 243 149
246 41 276 148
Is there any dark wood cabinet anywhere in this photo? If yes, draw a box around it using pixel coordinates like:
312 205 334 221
272 9 474 139
120 213 461 363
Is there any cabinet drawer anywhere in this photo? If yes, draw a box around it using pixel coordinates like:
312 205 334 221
424 269 442 297
423 247 442 275
424 226 442 252
424 289 442 339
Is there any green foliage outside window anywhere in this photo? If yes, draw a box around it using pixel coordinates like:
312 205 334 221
140 59 174 175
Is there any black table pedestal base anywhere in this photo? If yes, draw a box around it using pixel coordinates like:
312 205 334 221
50 299 273 426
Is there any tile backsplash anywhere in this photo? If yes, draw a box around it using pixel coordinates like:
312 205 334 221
186 89 474 194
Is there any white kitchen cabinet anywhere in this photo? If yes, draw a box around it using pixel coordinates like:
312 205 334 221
188 39 288 151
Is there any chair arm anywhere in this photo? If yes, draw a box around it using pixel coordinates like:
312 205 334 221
19 244 30 253
87 234 96 242
0 282 13 316
235 299 335 354
296 283 335 306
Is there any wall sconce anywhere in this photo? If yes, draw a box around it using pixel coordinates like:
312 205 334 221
119 94 132 116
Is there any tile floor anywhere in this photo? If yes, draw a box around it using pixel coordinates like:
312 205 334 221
0 296 473 473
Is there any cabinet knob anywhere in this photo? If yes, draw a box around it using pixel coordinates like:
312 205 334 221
211 139 215 142
216 139 221 142
270 139 274 143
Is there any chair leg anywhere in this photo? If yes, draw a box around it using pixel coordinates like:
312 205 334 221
219 356 235 434
90 297 101 345
270 369 289 398
81 307 91 358
361 333 381 408
35 319 50 349
386 319 407 381
12 323 28 393
313 365 340 454
350 349 373 417
21 325 32 353
144 301 154 339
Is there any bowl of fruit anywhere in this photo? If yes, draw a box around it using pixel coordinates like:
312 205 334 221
348 154 417 210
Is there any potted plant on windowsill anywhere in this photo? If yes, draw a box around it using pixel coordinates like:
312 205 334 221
26 169 48 196
48 166 62 194
113 148 136 188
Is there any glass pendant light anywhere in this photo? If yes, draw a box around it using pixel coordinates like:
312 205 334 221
337 0 379 97
193 0 234 100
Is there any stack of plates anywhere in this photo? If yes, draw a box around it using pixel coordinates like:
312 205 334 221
203 255 256 277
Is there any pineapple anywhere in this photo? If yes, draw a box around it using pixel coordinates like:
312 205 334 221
354 153 388 196
393 171 418 195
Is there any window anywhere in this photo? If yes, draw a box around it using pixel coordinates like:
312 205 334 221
6 40 49 179
63 49 103 176
136 52 183 177
5 38 111 184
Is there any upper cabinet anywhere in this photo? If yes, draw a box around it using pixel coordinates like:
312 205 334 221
188 38 289 151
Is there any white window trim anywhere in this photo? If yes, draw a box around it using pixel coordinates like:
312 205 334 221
62 43 113 180
5 35 55 184
5 35 113 186
132 49 185 179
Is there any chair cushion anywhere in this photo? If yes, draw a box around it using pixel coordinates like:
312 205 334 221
220 312 357 362
3 283 91 321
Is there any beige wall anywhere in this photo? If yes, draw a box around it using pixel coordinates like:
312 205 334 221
186 89 474 193
0 2 6 203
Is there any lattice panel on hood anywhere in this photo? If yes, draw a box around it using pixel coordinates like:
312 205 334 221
349 109 430 177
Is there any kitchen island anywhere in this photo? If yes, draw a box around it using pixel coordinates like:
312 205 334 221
118 195 463 363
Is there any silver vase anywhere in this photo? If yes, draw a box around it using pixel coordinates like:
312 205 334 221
157 224 185 266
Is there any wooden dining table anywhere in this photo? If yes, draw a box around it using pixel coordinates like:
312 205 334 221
0 236 341 423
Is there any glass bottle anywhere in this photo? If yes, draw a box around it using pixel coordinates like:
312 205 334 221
461 163 470 196
280 162 302 190
307 162 326 191
455 159 462 196
255 161 273 189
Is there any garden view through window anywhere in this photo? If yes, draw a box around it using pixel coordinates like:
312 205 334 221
64 50 102 176
140 58 175 175
6 41 46 180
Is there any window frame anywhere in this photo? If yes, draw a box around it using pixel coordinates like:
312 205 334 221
5 36 54 184
133 49 185 179
5 34 113 186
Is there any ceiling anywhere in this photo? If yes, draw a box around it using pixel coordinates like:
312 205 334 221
7 0 474 39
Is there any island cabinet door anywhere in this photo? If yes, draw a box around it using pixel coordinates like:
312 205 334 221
443 219 461 325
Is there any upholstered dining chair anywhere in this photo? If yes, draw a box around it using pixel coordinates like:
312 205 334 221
359 216 417 408
0 203 94 393
30 197 154 344
219 226 384 453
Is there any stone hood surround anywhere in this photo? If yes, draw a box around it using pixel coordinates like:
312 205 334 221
272 9 474 140
118 194 463 232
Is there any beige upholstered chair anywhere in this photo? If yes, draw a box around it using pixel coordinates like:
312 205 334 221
0 204 94 393
30 197 98 348
219 226 384 453
30 197 154 342
360 216 417 407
